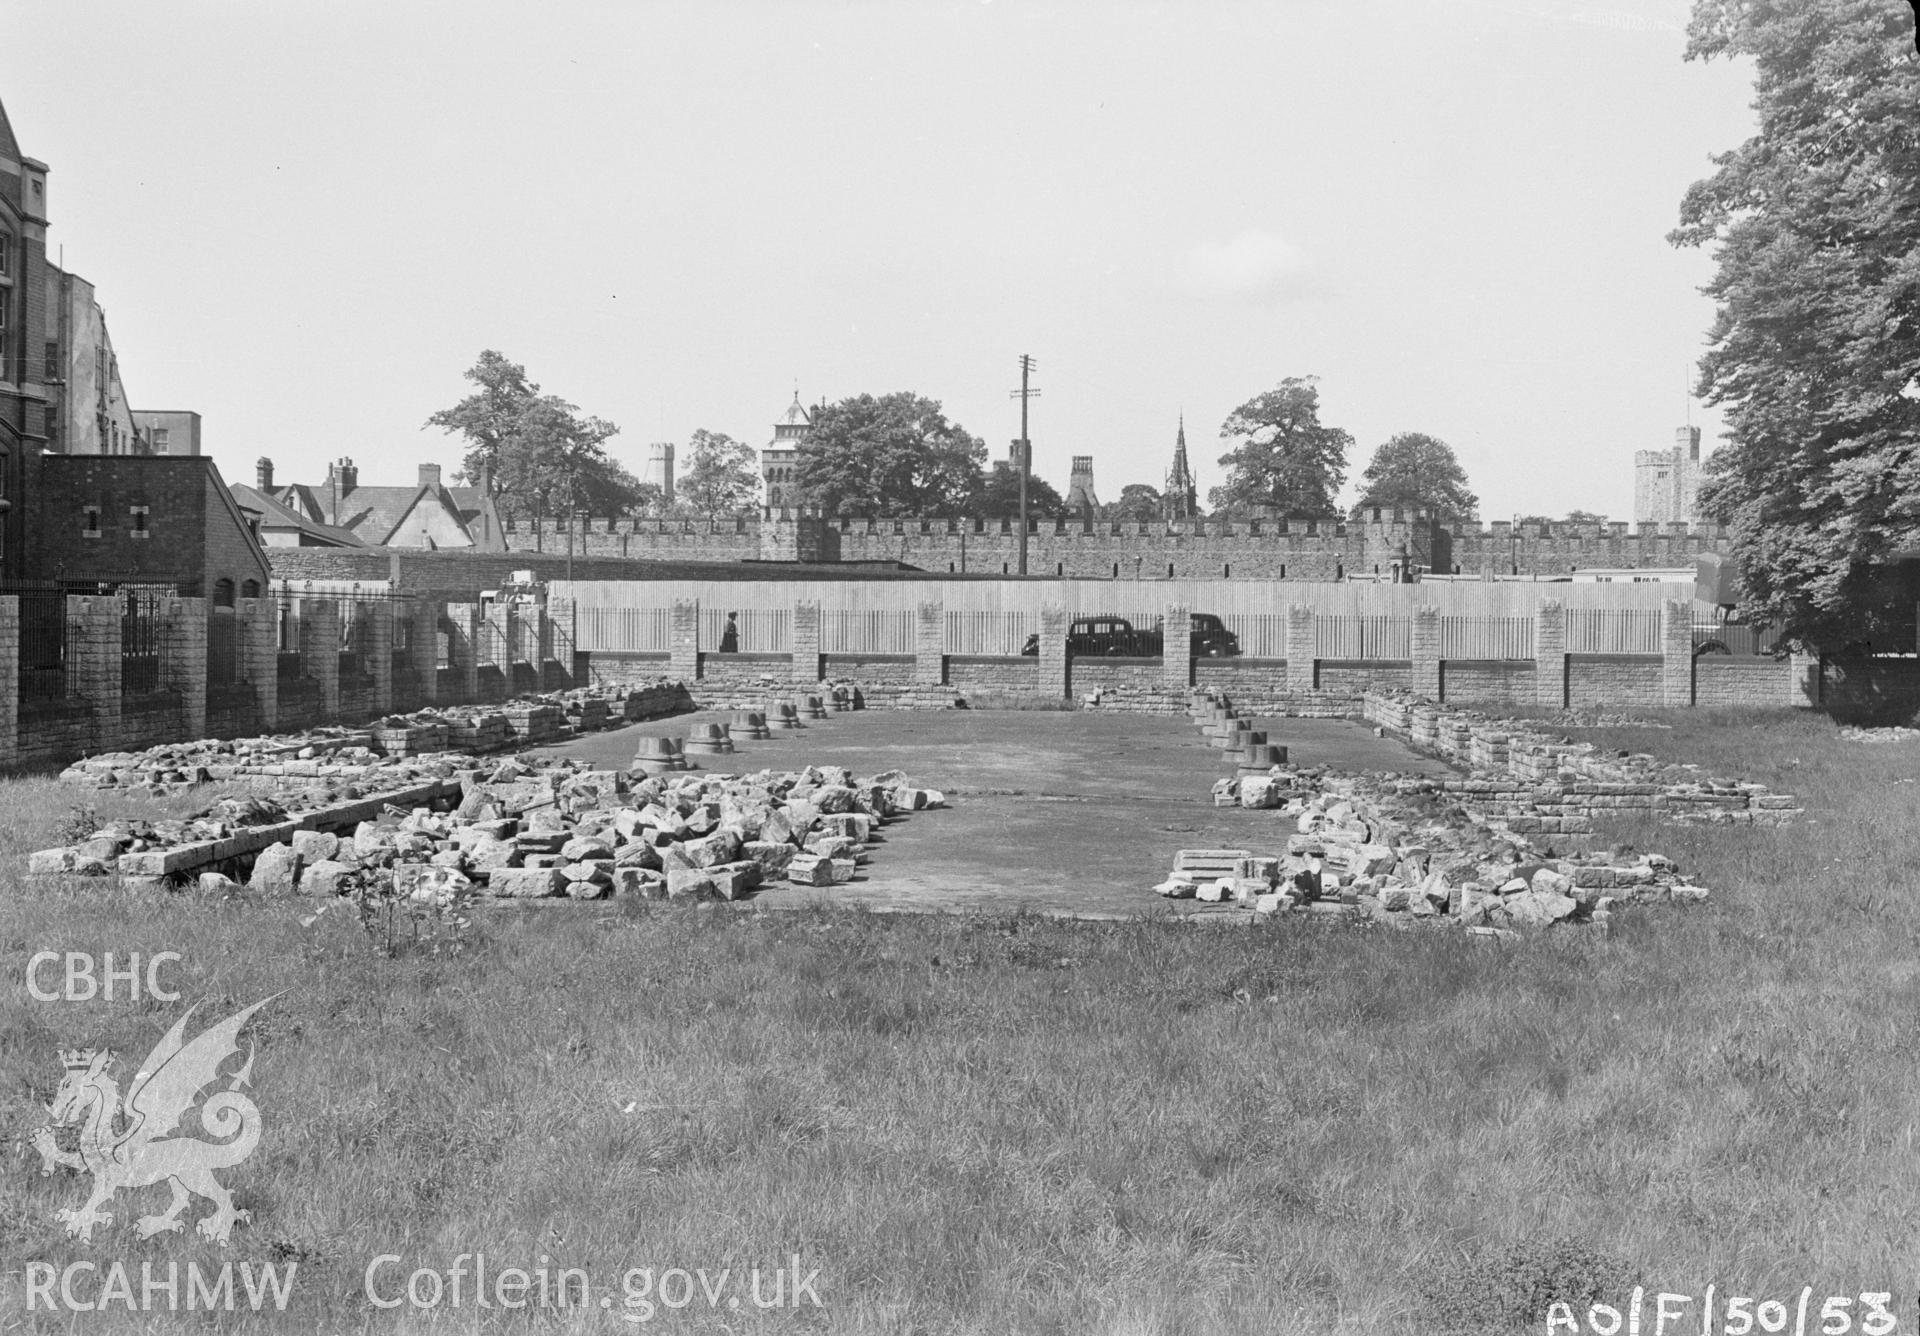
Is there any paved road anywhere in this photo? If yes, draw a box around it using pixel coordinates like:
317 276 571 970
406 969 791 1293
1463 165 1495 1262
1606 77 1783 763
527 710 1453 919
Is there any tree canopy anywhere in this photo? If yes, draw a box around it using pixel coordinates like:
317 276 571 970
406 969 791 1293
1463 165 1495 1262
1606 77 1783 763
970 461 1067 520
1669 0 1920 650
791 392 987 516
1111 483 1164 523
676 429 760 516
426 351 639 519
1352 432 1478 520
1209 377 1351 517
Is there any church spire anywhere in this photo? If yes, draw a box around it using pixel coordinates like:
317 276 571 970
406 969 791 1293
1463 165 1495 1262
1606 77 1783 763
1164 413 1198 520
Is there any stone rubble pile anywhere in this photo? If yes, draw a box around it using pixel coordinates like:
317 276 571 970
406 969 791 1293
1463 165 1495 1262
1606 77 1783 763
57 681 695 793
1162 766 1709 935
33 753 947 903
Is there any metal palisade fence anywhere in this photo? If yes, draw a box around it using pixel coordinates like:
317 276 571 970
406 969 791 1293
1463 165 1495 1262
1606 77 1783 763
701 607 791 653
1439 616 1536 660
1566 608 1663 654
945 610 1032 656
1314 614 1412 660
821 609 915 654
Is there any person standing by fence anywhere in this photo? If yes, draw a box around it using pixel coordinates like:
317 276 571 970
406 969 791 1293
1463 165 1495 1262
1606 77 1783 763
719 612 740 654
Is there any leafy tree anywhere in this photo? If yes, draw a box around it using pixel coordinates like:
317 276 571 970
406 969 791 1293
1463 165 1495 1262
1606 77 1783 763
970 462 1067 520
1352 432 1478 519
1565 510 1609 524
426 351 637 521
1112 483 1164 522
1209 376 1351 517
1668 0 1920 650
792 392 987 515
677 429 760 516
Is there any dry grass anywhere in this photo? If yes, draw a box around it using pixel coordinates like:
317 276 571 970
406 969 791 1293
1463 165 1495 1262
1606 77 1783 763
2 709 1917 1333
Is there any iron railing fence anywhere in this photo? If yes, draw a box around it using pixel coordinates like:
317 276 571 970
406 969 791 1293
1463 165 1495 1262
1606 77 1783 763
1439 616 1536 660
120 589 163 696
700 607 790 654
4 584 76 702
1566 609 1663 654
944 610 1033 656
207 612 242 688
1314 615 1412 660
821 610 915 654
1220 614 1288 659
577 607 672 653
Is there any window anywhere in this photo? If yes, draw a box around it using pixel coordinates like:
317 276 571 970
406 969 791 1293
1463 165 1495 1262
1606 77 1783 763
241 579 261 599
83 506 101 538
44 341 58 380
151 427 171 454
0 286 10 376
0 231 10 275
129 505 150 539
213 578 235 608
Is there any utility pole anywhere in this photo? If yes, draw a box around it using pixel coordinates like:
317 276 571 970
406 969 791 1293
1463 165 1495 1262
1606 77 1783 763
1010 354 1040 575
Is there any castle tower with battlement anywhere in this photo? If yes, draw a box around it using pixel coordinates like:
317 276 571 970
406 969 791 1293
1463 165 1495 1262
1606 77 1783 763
644 441 675 504
1634 425 1704 524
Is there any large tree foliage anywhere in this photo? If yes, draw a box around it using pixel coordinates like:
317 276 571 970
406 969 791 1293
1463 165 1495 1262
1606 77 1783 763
1111 483 1164 522
1209 377 1351 517
1352 432 1478 520
1670 0 1920 650
677 429 760 516
792 392 987 515
970 462 1067 520
426 351 638 520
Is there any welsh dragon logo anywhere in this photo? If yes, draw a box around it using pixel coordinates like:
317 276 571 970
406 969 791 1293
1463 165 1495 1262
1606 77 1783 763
31 997 272 1246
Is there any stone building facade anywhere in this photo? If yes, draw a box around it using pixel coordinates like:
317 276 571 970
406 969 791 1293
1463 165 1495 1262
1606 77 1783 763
1635 426 1705 524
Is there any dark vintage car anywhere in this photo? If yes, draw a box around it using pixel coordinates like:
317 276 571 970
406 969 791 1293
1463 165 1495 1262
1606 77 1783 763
1020 614 1240 658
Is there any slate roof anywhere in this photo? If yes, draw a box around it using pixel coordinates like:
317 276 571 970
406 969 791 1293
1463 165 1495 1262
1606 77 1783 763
229 484 365 547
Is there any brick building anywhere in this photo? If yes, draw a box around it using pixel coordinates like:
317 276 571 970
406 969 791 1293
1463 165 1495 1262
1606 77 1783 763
26 453 270 598
134 409 202 456
0 95 53 579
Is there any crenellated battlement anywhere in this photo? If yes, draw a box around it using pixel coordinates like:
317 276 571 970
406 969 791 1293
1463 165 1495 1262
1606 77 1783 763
495 508 1731 579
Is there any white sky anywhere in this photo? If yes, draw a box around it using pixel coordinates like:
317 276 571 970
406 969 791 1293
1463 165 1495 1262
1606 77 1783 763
3 0 1755 520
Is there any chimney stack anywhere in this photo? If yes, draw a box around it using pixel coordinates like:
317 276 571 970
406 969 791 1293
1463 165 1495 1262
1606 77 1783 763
418 463 442 488
256 457 274 490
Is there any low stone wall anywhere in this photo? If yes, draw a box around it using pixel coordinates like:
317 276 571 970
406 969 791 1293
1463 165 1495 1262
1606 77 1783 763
1196 657 1289 702
1362 690 1801 833
947 655 1039 696
16 699 99 770
1070 656 1164 694
206 683 263 740
277 679 326 732
122 691 189 752
1317 660 1411 695
1437 659 1535 705
1693 656 1791 707
1567 654 1662 708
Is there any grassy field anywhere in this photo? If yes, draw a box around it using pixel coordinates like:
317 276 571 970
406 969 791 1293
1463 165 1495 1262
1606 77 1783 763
2 706 1918 1334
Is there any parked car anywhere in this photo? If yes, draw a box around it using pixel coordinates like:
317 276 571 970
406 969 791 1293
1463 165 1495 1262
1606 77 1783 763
1020 614 1240 658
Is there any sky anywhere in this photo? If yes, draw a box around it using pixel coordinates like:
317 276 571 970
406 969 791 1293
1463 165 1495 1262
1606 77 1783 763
2 0 1759 521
